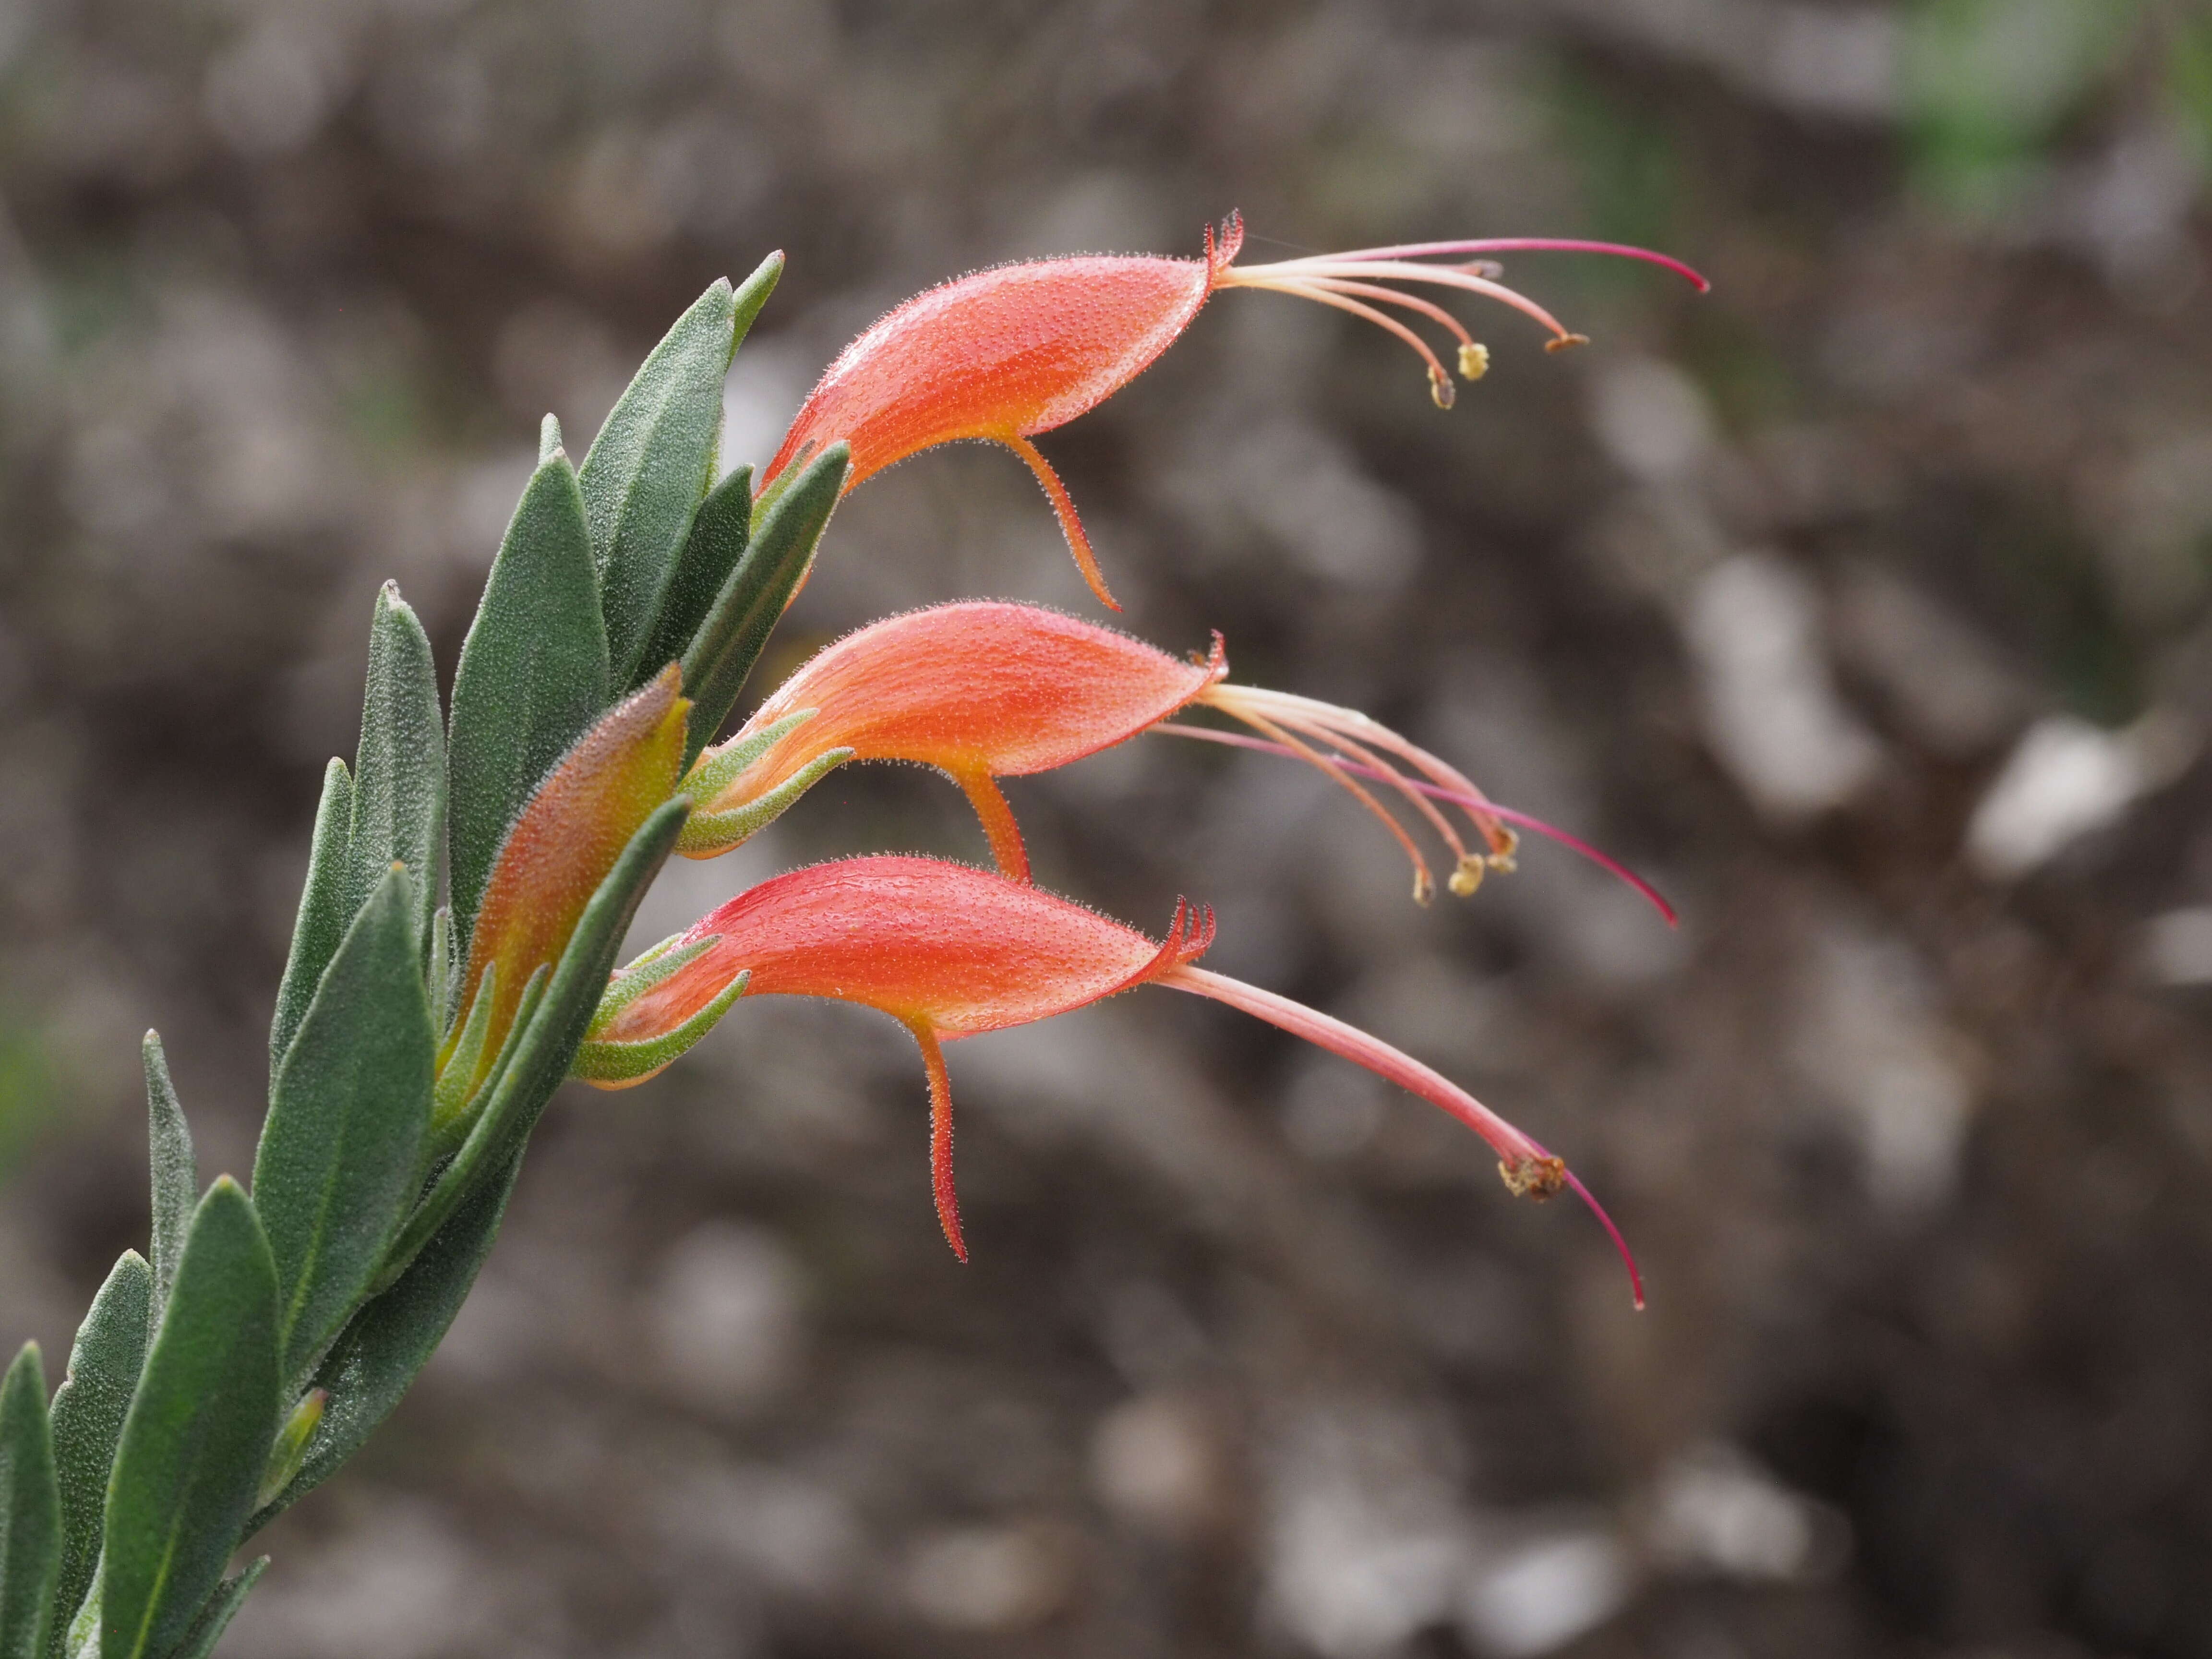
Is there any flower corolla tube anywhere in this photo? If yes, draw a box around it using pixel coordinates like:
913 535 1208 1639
575 855 1643 1306
765 214 1707 608
675 600 1675 921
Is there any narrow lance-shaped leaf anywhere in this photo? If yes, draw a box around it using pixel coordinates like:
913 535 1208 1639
681 443 848 763
102 1179 278 1659
161 1560 264 1659
580 275 749 685
0 1344 60 1659
254 867 434 1382
619 252 784 692
44 1254 150 1655
250 1153 522 1530
348 584 445 950
626 464 751 694
138 1036 193 1327
269 758 352 1079
447 441 611 945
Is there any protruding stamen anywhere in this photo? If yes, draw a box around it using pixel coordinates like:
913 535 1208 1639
1544 333 1591 354
1459 343 1490 380
1152 722 1677 926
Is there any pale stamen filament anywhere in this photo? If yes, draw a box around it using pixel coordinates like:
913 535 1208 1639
1227 700 1439 903
1264 713 1479 876
1211 684 1515 861
1236 260 1586 348
1299 277 1483 357
1229 275 1461 408
1253 237 1712 293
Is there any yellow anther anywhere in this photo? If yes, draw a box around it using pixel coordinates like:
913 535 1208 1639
1458 342 1490 381
1412 869 1437 906
1448 857 1486 898
1427 365 1456 409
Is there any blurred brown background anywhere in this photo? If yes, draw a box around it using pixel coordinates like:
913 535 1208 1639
5 1 2212 1656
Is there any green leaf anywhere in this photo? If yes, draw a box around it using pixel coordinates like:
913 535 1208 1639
447 450 611 946
680 443 848 764
101 1180 278 1659
625 465 752 694
250 1153 521 1528
581 276 748 685
163 1560 263 1659
347 584 445 950
46 1255 149 1658
618 252 784 693
377 798 687 1286
254 867 434 1383
137 1037 194 1327
269 759 353 1079
0 1344 60 1659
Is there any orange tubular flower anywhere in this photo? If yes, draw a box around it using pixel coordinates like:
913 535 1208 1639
764 215 1707 608
575 855 1642 1305
677 601 1682 919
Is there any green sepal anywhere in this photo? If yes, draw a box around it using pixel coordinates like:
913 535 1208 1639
0 1344 60 1659
248 1153 521 1530
537 412 563 466
254 866 435 1382
573 971 749 1086
626 465 752 694
270 757 353 1080
447 448 612 946
45 1255 149 1657
102 1180 278 1659
586 934 719 1034
679 709 816 803
680 443 848 764
429 963 496 1139
162 1560 264 1659
347 584 445 951
254 1395 323 1512
137 1037 194 1330
676 748 851 856
582 276 748 687
376 798 688 1289
425 963 546 1166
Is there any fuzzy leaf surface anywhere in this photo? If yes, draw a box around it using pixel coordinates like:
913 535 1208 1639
138 1038 194 1328
0 1345 60 1659
347 585 445 949
162 1560 263 1659
681 443 848 762
254 867 434 1381
45 1254 150 1654
627 464 751 693
269 758 353 1078
252 1152 521 1527
101 1181 278 1659
580 277 740 684
447 451 610 945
